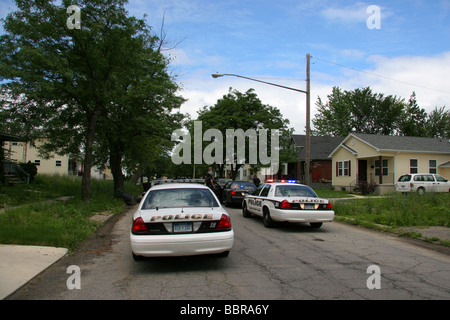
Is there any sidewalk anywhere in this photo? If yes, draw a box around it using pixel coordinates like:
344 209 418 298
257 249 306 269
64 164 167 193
0 244 68 299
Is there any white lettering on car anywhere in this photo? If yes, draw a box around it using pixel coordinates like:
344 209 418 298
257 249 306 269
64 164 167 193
150 214 214 222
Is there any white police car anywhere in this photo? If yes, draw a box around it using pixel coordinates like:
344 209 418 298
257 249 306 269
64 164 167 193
130 183 234 260
242 181 334 228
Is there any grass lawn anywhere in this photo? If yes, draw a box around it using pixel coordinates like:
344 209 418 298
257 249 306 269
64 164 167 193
314 188 353 199
332 193 450 228
0 175 141 252
332 192 450 246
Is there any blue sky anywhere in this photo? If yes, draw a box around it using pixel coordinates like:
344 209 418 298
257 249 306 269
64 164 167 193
1 0 450 133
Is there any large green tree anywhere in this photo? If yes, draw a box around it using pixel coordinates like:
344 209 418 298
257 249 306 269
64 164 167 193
193 88 296 179
425 106 450 139
312 86 405 136
398 92 428 137
0 0 185 200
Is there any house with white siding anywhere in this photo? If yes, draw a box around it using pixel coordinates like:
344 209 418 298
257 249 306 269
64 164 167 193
329 133 450 194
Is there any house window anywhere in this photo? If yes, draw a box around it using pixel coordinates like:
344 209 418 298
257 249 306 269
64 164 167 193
343 161 349 176
375 159 388 176
337 161 351 177
56 160 62 167
34 160 41 166
410 159 418 174
429 160 437 174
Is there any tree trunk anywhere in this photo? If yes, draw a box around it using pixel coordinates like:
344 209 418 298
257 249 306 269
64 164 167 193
81 110 100 203
110 147 124 198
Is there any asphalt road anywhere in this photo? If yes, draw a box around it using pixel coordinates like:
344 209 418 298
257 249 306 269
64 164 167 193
8 204 450 300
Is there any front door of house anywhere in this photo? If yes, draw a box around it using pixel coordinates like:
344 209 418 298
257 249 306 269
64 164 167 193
358 160 367 182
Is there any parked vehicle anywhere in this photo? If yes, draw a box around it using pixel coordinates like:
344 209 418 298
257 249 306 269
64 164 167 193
395 173 450 195
130 183 234 260
222 181 256 207
242 182 334 228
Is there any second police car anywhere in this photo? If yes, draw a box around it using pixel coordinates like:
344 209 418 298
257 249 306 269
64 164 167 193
242 180 335 228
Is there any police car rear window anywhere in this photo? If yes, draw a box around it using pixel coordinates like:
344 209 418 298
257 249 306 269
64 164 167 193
275 185 317 198
142 188 219 209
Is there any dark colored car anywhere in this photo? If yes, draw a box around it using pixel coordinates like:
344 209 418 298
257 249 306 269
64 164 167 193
222 181 257 207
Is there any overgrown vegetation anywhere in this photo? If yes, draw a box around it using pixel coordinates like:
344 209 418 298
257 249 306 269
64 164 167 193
0 175 141 252
333 193 450 228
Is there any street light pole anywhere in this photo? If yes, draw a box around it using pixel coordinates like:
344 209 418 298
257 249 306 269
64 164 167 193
305 53 311 186
212 53 312 185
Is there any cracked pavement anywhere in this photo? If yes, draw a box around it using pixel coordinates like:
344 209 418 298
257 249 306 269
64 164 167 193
8 205 450 300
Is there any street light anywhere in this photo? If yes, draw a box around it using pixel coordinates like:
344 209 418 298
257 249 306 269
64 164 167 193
212 53 311 186
211 73 307 94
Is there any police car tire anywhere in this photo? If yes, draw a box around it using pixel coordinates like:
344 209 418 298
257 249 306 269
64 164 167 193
263 207 274 228
310 222 323 228
242 203 252 218
132 252 145 261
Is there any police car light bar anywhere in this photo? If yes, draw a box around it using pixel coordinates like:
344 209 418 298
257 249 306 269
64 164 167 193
265 179 298 183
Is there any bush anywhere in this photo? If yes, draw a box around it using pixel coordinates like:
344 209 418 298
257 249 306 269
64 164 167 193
19 161 38 182
356 181 377 194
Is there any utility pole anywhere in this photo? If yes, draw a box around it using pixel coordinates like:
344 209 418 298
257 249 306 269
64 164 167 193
305 53 311 186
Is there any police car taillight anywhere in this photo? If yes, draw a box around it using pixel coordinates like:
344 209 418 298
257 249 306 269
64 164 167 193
326 201 332 210
132 217 149 234
280 200 291 209
216 214 232 231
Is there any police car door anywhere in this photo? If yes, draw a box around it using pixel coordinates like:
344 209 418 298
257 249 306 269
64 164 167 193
254 184 271 216
248 184 265 214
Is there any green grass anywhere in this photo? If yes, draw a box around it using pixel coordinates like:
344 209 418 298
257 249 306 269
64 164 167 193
314 188 353 199
333 193 450 228
0 175 141 252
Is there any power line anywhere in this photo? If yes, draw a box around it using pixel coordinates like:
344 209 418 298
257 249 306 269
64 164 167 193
312 56 450 95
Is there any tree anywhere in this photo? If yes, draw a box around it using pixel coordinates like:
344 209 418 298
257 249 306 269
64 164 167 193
194 88 295 179
312 87 352 137
426 106 450 139
0 0 185 200
312 86 405 136
398 92 428 137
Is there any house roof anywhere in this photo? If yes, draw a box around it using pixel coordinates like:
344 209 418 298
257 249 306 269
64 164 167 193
330 133 450 157
292 135 343 160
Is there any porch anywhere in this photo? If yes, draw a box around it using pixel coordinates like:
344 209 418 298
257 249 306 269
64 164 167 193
356 156 396 195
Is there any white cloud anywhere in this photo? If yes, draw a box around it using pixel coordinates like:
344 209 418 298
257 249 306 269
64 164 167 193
342 52 450 111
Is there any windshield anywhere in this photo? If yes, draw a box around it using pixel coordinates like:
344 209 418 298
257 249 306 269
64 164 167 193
275 185 318 197
142 188 219 209
230 182 256 191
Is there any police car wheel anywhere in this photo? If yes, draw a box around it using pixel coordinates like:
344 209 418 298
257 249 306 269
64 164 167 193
132 252 145 261
310 222 323 229
263 208 274 228
242 203 252 218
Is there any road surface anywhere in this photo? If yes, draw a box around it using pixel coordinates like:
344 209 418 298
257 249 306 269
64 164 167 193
8 205 450 300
